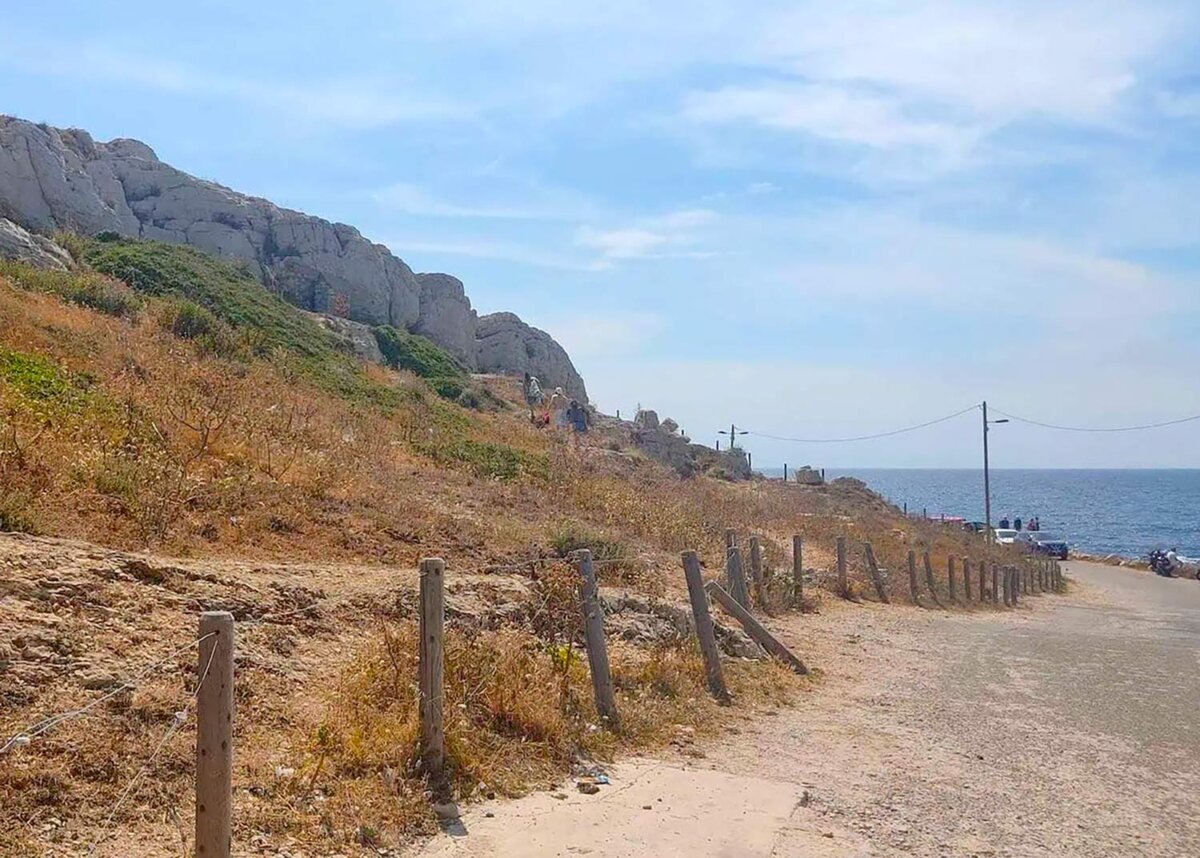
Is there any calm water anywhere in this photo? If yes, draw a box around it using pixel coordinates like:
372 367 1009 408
768 469 1200 559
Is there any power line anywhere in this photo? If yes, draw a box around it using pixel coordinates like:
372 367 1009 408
745 404 980 444
989 408 1200 433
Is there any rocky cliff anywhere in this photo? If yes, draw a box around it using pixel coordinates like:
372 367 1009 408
0 116 587 400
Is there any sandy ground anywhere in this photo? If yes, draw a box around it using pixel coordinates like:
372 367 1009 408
411 561 1200 857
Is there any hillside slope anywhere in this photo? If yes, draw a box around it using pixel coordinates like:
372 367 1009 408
0 116 587 399
0 242 1033 856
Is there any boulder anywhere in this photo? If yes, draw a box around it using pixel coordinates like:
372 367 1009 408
0 217 72 270
474 312 588 402
414 273 477 368
635 409 660 430
308 313 384 364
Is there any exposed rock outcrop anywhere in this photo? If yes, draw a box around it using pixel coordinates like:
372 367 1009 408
475 312 587 402
0 217 72 270
414 273 477 368
0 116 586 397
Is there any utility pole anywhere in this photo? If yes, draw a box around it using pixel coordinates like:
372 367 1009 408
982 400 1009 542
718 424 748 450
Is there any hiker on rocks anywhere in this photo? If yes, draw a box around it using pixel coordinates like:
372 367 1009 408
567 399 588 437
548 387 569 430
523 372 544 422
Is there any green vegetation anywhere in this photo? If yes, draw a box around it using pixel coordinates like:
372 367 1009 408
0 260 143 318
373 325 468 398
414 435 548 481
0 349 88 408
81 237 406 409
548 521 630 562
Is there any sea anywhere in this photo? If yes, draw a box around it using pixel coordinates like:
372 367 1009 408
760 468 1200 559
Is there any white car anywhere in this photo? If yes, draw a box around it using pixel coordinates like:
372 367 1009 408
993 528 1018 545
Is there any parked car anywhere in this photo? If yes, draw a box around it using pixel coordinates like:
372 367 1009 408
1021 532 1069 559
993 528 1018 545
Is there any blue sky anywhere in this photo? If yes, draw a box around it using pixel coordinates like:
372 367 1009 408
3 0 1199 467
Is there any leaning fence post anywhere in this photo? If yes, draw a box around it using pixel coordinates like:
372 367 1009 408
419 557 446 784
991 564 1000 605
791 536 804 608
748 535 768 611
575 550 620 728
197 611 235 858
863 542 889 603
948 556 957 604
705 581 808 675
922 551 944 608
963 558 972 601
726 546 751 609
681 551 731 704
907 550 921 606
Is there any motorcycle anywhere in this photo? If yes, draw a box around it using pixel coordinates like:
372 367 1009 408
1148 549 1175 577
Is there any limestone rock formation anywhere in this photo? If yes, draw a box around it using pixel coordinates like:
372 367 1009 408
413 273 477 368
475 312 587 401
0 218 72 270
0 116 586 398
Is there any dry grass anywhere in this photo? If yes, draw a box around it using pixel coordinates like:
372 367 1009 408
0 258 1042 856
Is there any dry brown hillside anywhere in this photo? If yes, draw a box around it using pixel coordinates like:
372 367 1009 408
0 243 1032 856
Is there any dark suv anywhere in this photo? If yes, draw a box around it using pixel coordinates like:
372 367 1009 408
1018 532 1069 559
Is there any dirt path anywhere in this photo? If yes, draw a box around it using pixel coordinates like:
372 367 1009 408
411 561 1200 857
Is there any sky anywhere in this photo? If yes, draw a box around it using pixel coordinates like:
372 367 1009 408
2 0 1199 468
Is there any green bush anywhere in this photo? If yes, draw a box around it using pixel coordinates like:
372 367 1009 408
547 522 629 563
0 261 143 318
374 326 466 383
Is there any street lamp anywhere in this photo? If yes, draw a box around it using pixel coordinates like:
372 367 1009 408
718 424 748 451
982 400 1009 541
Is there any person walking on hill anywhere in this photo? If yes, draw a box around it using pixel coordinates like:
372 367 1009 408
548 387 569 430
1014 516 1023 531
566 399 588 446
999 516 1010 529
523 372 544 422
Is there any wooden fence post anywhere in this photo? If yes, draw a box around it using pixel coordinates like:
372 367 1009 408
791 536 803 608
948 556 957 604
725 528 738 550
979 561 987 603
726 546 751 609
748 535 768 612
923 552 944 608
1012 568 1021 606
991 564 1000 605
681 551 731 704
1002 567 1011 607
705 582 808 675
963 558 973 601
419 557 446 784
863 542 890 603
836 536 849 599
575 550 619 728
197 611 235 858
907 550 921 606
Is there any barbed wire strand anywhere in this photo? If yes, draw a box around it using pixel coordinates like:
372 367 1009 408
87 639 221 856
745 404 981 444
0 632 217 755
989 407 1200 433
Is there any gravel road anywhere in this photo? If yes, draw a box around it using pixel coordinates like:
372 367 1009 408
413 560 1200 857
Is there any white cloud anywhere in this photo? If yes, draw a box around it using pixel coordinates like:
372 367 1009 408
683 83 980 156
574 208 720 262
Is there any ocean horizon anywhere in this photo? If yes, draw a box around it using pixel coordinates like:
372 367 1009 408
758 467 1200 559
